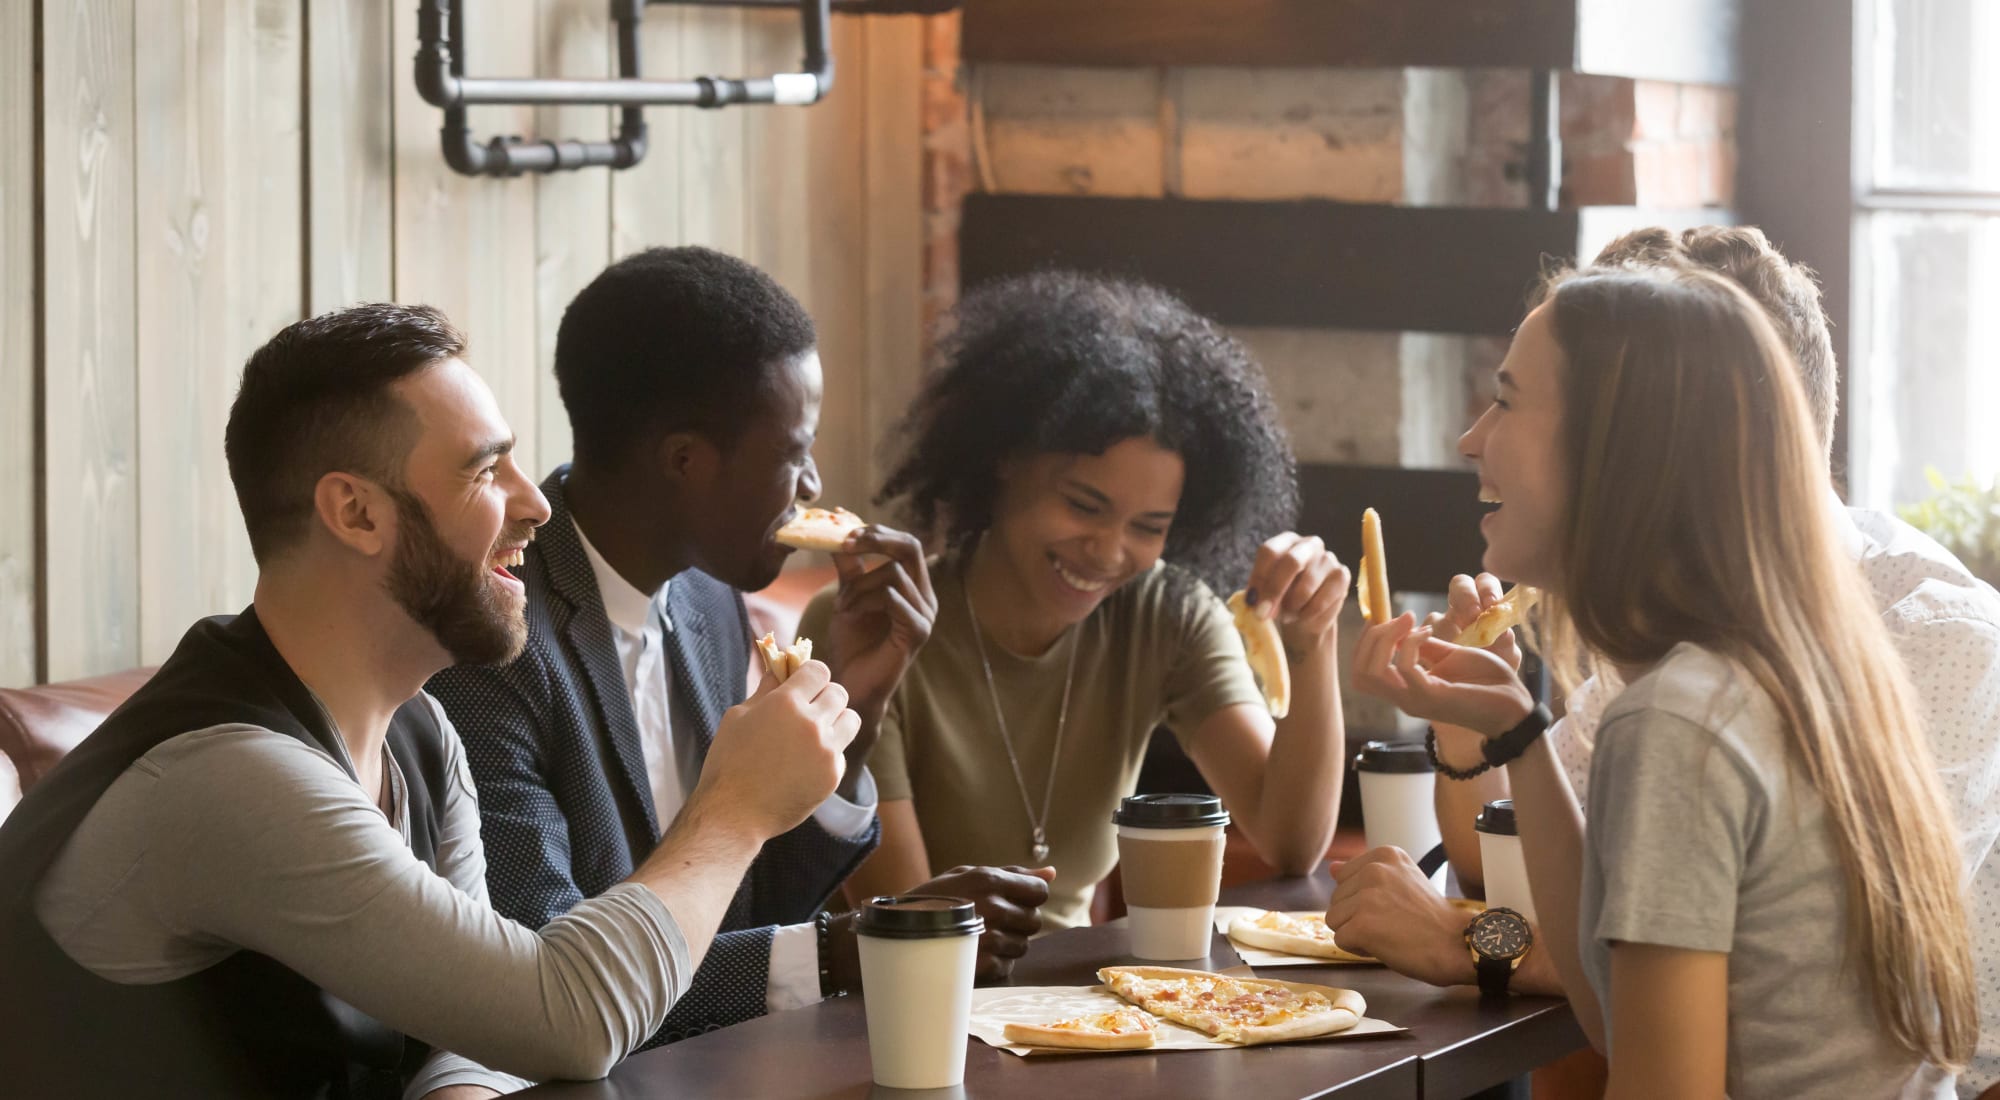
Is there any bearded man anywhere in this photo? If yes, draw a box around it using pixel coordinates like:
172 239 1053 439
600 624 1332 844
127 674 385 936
0 304 862 1099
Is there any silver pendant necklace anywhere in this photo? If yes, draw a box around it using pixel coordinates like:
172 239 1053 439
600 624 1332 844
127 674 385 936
963 570 1079 865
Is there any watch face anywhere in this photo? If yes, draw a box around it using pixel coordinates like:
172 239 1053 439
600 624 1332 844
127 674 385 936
1469 909 1532 961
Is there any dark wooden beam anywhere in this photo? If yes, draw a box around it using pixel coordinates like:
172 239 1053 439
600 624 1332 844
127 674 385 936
1738 0 1851 486
963 0 1575 69
962 0 1738 83
961 194 1579 335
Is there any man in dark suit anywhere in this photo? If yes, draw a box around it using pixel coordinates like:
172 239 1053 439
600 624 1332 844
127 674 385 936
430 248 1052 1047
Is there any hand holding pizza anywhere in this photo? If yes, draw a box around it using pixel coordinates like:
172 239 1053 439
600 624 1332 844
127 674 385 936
821 521 938 731
1243 531 1350 658
1430 573 1524 671
1350 613 1534 738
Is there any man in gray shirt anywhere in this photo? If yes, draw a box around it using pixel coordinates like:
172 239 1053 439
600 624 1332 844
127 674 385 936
0 304 861 1098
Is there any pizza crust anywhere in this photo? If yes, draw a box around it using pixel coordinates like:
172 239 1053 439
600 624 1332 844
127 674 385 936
1002 1009 1158 1050
1226 911 1374 963
774 506 866 552
756 633 814 683
1226 590 1290 718
1097 965 1365 1046
1451 585 1539 648
1358 507 1392 626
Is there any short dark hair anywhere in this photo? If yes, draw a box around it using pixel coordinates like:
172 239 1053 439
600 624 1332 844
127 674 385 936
1593 226 1838 453
225 303 466 564
554 246 818 469
879 272 1299 595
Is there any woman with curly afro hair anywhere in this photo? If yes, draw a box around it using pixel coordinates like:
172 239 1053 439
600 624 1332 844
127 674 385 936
802 272 1354 929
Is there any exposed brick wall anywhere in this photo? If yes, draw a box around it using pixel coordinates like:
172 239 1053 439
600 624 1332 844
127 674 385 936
1441 70 1738 209
918 58 1738 475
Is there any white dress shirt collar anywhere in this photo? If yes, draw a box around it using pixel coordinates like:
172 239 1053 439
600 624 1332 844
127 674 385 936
572 515 669 635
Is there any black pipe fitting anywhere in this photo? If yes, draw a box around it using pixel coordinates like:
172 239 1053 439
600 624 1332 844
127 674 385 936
417 0 837 176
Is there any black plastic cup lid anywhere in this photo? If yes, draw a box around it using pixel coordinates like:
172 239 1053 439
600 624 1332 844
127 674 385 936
855 895 984 940
1353 740 1433 774
1475 799 1518 835
1112 793 1229 829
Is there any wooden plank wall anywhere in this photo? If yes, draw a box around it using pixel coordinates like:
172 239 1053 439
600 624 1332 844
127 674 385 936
0 0 36 687
2 0 929 685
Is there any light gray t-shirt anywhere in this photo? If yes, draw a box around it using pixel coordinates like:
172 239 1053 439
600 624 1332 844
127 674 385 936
1579 644 1954 1099
32 696 694 1097
1556 505 2000 1097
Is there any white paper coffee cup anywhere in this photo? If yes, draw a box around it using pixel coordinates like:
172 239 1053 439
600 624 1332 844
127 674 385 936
856 895 984 1089
1475 799 1535 922
1114 794 1230 960
1354 740 1444 890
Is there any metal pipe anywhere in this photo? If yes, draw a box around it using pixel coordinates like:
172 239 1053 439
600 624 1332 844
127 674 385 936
433 1 645 175
1527 68 1561 213
416 0 835 176
416 0 834 110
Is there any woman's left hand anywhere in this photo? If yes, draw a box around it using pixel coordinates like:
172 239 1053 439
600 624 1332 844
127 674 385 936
1351 612 1534 736
1245 531 1351 658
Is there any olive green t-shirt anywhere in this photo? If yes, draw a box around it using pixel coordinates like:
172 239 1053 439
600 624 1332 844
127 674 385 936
800 556 1265 929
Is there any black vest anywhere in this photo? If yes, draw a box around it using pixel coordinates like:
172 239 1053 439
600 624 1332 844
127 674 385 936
0 609 451 1099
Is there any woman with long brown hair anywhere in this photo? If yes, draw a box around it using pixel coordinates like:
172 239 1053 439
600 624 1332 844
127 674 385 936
1352 263 1975 1097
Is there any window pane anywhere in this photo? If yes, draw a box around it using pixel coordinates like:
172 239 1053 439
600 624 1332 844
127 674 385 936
1850 211 2000 509
1868 0 2000 191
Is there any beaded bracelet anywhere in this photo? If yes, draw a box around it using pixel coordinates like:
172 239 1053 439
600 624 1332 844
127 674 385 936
1426 725 1494 781
816 910 839 998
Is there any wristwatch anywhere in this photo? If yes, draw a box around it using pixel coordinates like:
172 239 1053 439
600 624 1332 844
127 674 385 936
1464 906 1533 997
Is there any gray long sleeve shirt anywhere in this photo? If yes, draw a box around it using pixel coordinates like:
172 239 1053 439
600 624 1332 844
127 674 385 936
31 696 693 1097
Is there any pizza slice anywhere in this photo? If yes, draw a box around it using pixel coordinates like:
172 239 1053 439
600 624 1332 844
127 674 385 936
756 633 814 683
1357 507 1392 626
1226 590 1290 719
1001 1008 1158 1051
1097 966 1365 1045
1451 584 1539 649
774 506 866 552
1226 910 1374 963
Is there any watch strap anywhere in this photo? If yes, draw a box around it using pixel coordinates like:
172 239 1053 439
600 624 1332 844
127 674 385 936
1474 954 1514 997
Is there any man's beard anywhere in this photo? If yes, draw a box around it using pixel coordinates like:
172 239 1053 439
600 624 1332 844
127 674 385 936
383 486 527 666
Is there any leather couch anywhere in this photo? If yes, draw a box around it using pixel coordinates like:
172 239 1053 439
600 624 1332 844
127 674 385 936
0 667 155 821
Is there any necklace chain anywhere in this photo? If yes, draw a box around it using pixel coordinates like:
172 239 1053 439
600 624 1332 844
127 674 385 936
963 570 1078 865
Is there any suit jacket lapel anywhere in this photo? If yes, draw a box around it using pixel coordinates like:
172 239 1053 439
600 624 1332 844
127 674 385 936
663 580 725 770
538 468 661 841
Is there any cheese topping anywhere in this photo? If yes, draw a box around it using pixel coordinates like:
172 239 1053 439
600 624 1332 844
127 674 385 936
1251 910 1339 943
1048 1009 1154 1035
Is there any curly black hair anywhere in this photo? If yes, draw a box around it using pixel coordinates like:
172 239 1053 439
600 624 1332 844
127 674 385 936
878 271 1298 594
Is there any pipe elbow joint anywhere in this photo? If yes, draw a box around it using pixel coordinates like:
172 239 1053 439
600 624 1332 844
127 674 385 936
414 54 459 108
440 127 491 176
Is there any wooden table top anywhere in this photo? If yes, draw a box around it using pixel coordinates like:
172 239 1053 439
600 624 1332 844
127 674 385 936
519 870 1584 1099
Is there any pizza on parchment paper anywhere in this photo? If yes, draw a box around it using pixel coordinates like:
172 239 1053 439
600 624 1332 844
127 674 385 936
1097 966 1365 1045
1227 910 1374 963
1002 1008 1158 1050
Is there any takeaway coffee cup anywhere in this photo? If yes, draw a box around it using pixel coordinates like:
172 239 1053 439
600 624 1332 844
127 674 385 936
856 895 984 1089
1475 799 1536 922
1114 793 1230 960
1354 740 1445 889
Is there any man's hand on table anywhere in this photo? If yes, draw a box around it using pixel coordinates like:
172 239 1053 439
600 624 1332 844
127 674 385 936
419 1087 502 1100
1324 847 1477 987
827 865 1057 993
